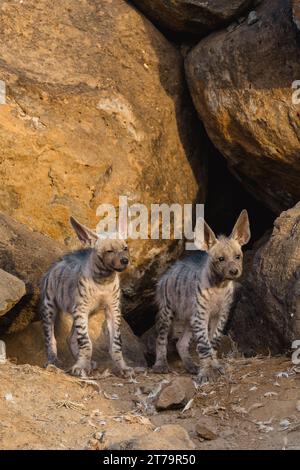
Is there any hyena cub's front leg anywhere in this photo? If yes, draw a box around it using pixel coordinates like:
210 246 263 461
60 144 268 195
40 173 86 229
70 308 93 377
67 323 98 371
176 326 199 375
209 312 229 376
190 311 224 385
105 301 133 378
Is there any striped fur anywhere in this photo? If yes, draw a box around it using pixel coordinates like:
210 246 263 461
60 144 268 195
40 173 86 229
40 217 131 377
153 210 251 384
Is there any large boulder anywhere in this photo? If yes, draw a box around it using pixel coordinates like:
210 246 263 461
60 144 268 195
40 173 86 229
0 212 64 333
0 0 202 322
186 0 300 214
229 203 300 354
131 0 256 36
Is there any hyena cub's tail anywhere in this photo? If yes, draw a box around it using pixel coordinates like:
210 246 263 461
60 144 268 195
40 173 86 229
40 272 59 366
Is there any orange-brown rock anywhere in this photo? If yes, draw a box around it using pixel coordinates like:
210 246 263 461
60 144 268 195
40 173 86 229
0 0 203 322
186 0 300 213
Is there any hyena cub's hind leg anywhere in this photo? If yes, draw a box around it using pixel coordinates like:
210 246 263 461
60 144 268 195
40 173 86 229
40 294 59 367
153 305 174 374
176 326 199 375
67 323 79 360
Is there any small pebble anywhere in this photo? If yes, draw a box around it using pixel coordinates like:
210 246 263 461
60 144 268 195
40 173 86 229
248 11 259 26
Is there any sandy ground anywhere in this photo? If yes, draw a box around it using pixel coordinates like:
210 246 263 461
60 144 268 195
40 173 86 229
0 356 299 450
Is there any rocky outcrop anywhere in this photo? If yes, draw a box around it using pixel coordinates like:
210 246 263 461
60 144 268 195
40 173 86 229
0 0 203 323
186 0 300 213
229 203 300 354
0 213 64 333
0 269 26 318
131 0 255 36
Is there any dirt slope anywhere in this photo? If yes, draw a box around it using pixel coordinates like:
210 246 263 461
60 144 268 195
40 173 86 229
0 357 299 450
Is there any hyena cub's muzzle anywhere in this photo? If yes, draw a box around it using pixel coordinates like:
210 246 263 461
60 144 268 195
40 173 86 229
226 264 241 280
108 252 130 272
116 253 130 271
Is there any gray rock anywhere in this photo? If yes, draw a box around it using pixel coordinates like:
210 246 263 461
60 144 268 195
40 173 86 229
131 0 256 36
0 269 26 317
230 203 300 354
247 10 259 25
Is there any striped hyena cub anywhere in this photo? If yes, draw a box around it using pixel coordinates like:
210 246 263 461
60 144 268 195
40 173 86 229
40 217 131 378
153 210 250 384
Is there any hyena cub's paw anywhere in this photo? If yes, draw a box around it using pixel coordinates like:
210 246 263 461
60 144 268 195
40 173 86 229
45 355 61 369
114 364 135 379
152 362 170 374
121 368 134 379
212 362 226 376
70 360 92 378
184 362 200 375
196 362 225 385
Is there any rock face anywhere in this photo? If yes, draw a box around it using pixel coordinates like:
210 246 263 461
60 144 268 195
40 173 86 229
0 0 202 322
109 424 195 450
131 0 255 35
0 269 26 318
186 0 300 214
0 212 64 333
4 311 146 371
229 203 300 354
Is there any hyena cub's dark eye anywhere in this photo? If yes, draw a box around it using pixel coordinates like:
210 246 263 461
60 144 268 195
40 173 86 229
124 246 128 251
107 250 114 254
235 255 241 260
218 256 225 262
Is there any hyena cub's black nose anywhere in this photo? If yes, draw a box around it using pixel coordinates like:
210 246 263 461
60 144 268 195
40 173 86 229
121 257 129 266
230 268 239 276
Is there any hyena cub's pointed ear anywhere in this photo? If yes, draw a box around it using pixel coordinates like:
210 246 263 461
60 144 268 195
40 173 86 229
70 217 98 247
230 210 251 246
194 218 218 251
